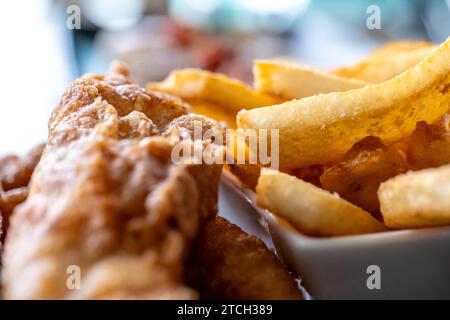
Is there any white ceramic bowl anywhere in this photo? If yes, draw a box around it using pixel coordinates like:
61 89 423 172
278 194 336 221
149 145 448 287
223 172 450 300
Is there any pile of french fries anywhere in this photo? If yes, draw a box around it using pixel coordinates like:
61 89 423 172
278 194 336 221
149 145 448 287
150 38 450 238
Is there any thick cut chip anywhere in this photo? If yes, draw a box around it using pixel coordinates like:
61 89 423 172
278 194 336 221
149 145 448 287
379 165 450 229
256 169 387 237
320 136 409 216
238 37 450 169
149 69 278 114
254 60 368 100
407 115 450 169
331 46 437 83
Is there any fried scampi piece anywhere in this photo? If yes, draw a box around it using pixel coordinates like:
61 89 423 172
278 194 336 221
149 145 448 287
407 115 450 169
227 163 261 190
2 66 223 299
320 136 409 217
0 144 44 240
0 186 28 242
186 216 303 300
0 144 44 191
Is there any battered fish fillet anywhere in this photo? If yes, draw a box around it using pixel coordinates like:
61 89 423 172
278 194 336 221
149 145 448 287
186 216 303 300
2 65 223 299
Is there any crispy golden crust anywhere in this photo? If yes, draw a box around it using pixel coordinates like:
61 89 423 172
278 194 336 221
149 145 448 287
257 169 387 237
238 38 450 169
2 67 223 299
186 216 303 300
162 113 225 222
49 69 191 134
379 165 450 229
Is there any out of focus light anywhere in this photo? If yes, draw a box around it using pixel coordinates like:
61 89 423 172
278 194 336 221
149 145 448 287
82 0 145 30
0 0 71 154
240 0 310 14
169 0 310 33
185 0 222 14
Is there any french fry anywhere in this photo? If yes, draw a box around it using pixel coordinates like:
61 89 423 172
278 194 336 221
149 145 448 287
189 101 237 128
238 37 450 169
365 40 435 59
378 165 450 229
331 45 437 83
256 169 387 237
254 60 368 100
149 69 278 114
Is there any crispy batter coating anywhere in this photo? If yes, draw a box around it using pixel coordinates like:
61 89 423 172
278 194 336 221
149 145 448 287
0 144 44 191
407 115 450 169
2 66 223 299
320 136 409 217
162 113 225 222
0 144 44 241
0 186 28 242
186 216 303 300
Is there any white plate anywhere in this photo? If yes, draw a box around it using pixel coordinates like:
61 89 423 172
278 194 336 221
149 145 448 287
222 171 450 300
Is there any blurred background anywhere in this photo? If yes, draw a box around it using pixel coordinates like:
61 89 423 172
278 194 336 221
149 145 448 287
0 0 449 154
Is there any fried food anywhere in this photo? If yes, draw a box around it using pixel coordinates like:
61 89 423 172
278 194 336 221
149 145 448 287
186 216 302 300
379 165 450 229
256 169 387 237
149 69 277 112
320 136 409 216
0 186 28 242
238 37 450 169
407 115 450 169
149 69 278 127
331 44 437 83
365 40 435 59
254 60 368 100
0 144 44 240
227 163 261 190
290 165 324 188
187 101 237 128
2 65 223 299
0 144 44 191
